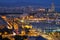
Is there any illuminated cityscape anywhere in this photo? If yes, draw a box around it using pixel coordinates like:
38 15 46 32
0 0 60 40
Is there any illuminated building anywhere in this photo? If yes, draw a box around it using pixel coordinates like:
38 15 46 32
48 2 55 12
37 8 45 12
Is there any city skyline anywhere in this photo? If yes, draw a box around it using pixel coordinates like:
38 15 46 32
0 0 60 12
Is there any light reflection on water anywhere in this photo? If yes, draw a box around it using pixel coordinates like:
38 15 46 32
28 36 47 40
30 22 59 29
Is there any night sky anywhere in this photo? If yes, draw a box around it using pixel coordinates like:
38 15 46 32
0 0 60 11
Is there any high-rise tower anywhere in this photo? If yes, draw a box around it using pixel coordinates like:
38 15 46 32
48 0 55 12
51 2 55 12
